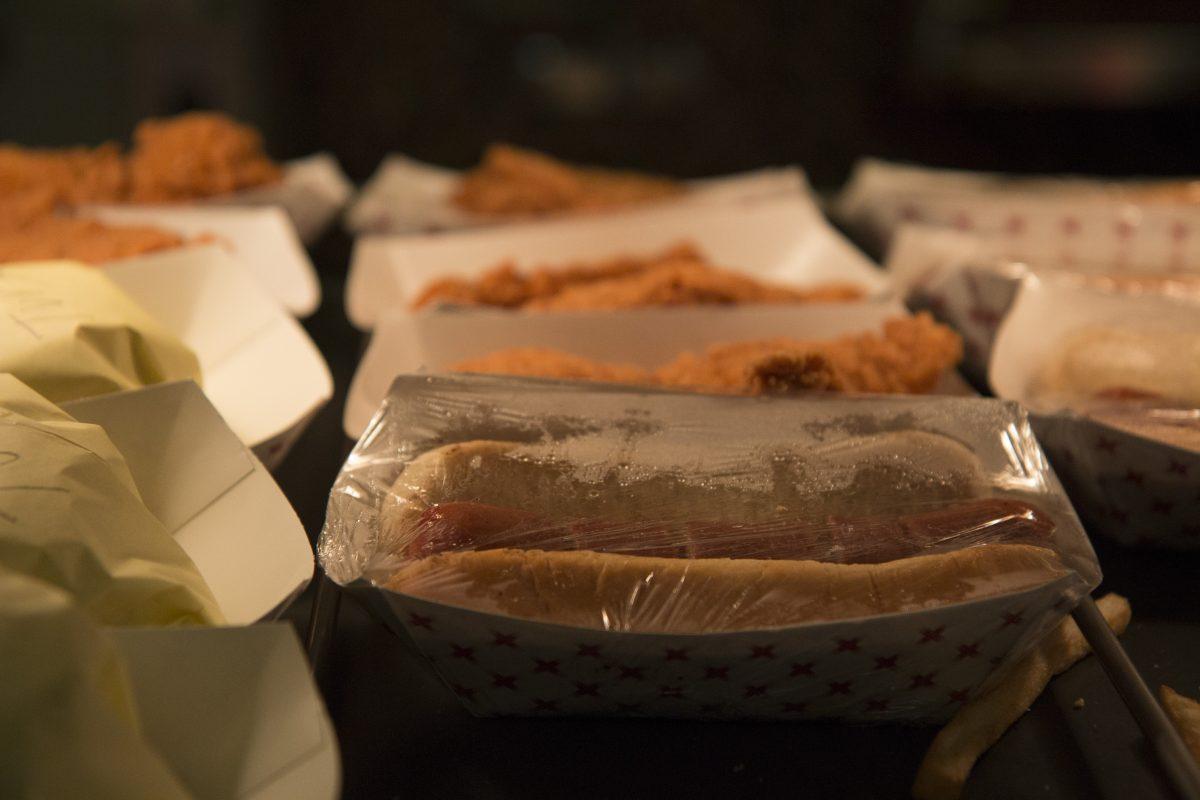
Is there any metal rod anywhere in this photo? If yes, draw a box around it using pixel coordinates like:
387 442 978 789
1072 596 1200 800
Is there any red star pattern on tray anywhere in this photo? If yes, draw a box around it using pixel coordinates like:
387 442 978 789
919 626 945 644
394 575 1068 720
492 632 518 648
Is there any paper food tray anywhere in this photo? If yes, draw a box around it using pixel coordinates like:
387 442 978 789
211 152 354 245
343 298 969 438
62 381 313 624
103 244 333 470
322 375 1099 721
345 192 889 329
343 151 807 235
112 623 339 800
990 277 1200 549
83 204 321 317
887 224 1200 382
836 157 1200 256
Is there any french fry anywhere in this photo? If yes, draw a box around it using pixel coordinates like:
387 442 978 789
912 593 1132 800
1159 685 1200 764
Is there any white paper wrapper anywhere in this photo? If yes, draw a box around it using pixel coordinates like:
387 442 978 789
321 374 1098 721
1 568 336 800
836 157 1200 258
82 205 320 317
346 192 889 329
102 244 333 470
62 381 313 623
210 153 354 245
343 299 970 438
344 152 806 235
112 623 339 800
990 276 1200 549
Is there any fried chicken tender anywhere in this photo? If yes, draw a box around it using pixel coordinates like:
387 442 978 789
0 112 280 209
0 215 187 263
452 144 684 218
412 242 865 311
453 348 651 385
127 112 282 202
450 313 962 396
0 143 127 206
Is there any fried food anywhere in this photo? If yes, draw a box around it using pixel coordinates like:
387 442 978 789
1159 685 1200 764
912 593 1132 800
452 347 651 385
452 143 684 217
0 215 187 263
0 144 127 206
0 111 280 209
451 313 962 396
127 111 282 201
412 242 866 311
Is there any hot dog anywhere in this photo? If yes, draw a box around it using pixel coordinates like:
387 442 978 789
381 438 1071 633
405 497 1055 564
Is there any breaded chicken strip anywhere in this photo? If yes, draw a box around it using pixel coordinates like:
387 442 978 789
450 313 962 396
452 144 683 217
412 242 864 311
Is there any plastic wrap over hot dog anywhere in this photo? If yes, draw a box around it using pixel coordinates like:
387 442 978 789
319 375 1100 719
322 375 1098 632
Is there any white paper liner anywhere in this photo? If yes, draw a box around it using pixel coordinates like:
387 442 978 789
344 152 806 235
990 276 1200 548
102 244 333 470
82 204 321 316
343 299 967 438
320 375 1099 720
345 192 889 329
63 381 313 623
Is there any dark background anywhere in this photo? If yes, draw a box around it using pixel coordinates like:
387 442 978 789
5 3 1200 798
5 1 1200 187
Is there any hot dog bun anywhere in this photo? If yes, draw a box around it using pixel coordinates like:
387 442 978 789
382 432 987 551
386 544 1069 633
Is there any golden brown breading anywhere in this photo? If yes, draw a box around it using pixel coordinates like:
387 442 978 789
0 112 280 207
452 143 684 217
448 313 962 396
452 347 651 385
0 215 187 263
127 112 282 202
412 242 864 311
0 143 127 206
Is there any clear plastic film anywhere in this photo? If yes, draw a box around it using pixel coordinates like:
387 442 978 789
320 374 1100 720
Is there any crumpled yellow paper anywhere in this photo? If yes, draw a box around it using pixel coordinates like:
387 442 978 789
0 262 201 403
0 374 223 626
0 570 194 800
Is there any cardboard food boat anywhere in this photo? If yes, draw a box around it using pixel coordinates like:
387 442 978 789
344 151 806 235
990 276 1200 549
345 191 889 330
343 298 971 438
102 245 333 470
322 375 1100 720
